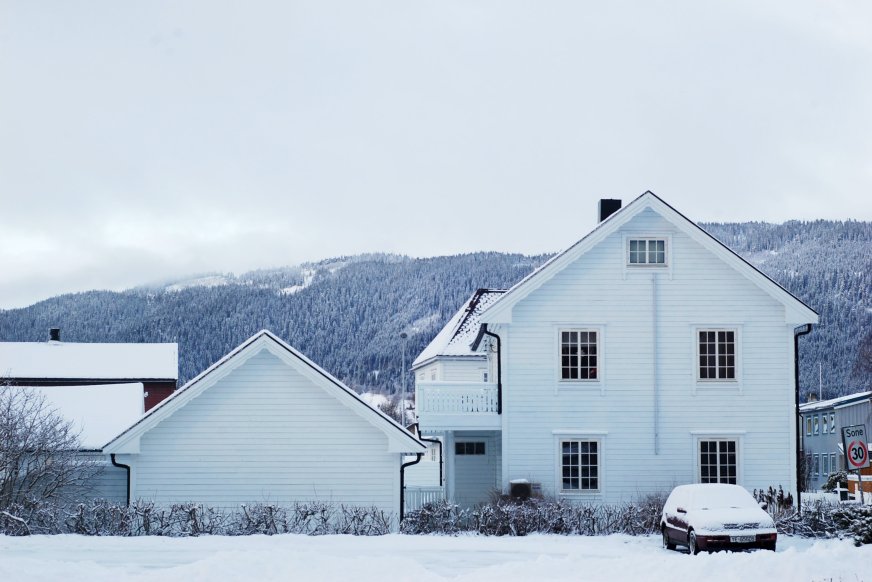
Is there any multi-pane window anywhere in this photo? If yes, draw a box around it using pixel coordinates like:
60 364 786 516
813 416 819 435
821 454 829 476
806 417 813 436
560 330 598 380
813 454 820 476
561 440 599 491
698 330 736 380
699 440 737 484
830 453 838 473
628 239 666 265
822 414 828 434
455 442 485 455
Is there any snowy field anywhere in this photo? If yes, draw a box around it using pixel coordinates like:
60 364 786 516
1 534 869 582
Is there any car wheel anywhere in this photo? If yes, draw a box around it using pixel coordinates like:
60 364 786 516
662 527 676 551
688 531 700 555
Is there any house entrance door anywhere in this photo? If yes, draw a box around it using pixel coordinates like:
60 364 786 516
453 435 498 508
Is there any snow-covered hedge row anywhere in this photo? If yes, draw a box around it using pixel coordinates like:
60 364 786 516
402 496 872 546
401 495 666 536
0 500 391 537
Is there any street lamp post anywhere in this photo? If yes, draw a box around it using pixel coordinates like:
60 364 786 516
400 332 408 426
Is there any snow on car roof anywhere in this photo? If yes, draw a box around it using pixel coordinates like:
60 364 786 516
673 483 757 509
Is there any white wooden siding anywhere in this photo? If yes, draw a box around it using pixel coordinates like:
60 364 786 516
76 452 128 503
500 209 799 503
128 349 399 514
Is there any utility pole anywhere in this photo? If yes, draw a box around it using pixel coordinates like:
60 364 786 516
400 332 408 427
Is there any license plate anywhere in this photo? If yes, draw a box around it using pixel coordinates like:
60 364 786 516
730 535 755 543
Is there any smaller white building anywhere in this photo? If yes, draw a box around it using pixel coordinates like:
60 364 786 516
104 330 425 525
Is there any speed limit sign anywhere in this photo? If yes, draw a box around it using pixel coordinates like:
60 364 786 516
842 425 871 470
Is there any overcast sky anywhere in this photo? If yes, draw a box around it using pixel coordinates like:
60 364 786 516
1 1 870 310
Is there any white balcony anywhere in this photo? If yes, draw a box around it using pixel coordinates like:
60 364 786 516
415 381 501 431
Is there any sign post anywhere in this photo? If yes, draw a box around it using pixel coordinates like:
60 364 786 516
842 425 870 504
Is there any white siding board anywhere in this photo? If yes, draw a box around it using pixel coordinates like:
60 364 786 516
499 210 801 502
130 349 400 513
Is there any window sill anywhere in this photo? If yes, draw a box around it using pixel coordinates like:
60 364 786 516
559 490 603 498
556 381 604 395
693 380 742 395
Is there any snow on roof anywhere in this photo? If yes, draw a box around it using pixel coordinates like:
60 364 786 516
0 341 178 380
412 289 505 368
800 391 872 413
4 383 144 449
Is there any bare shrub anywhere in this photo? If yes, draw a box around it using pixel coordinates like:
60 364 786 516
0 386 103 531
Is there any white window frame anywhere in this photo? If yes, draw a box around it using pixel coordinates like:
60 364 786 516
553 431 606 497
822 414 828 434
622 234 673 279
806 417 812 437
555 326 605 391
830 452 838 473
830 413 835 432
693 326 742 391
692 432 744 485
813 454 820 476
813 415 819 435
821 453 829 476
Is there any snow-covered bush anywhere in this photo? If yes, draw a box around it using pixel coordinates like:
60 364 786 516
0 499 392 536
400 500 467 535
402 495 666 537
822 471 848 493
833 504 872 546
752 485 794 513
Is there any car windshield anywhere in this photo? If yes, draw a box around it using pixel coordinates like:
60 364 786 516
689 487 755 510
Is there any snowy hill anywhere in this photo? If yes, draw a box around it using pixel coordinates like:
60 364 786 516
1 221 869 399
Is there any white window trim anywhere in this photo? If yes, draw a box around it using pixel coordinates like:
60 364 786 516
692 325 743 394
553 431 606 498
622 234 673 279
691 432 744 485
554 324 606 394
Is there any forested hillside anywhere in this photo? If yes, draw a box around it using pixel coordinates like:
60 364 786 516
1 221 869 400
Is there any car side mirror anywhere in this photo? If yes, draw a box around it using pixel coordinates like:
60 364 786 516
676 507 687 514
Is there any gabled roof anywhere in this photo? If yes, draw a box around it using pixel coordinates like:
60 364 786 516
103 330 425 454
1 383 143 450
412 289 505 369
0 341 178 380
480 191 819 325
800 391 872 413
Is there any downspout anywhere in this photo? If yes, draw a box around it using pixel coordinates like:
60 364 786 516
399 453 423 523
412 423 443 486
652 273 660 455
482 327 503 415
110 453 131 507
794 324 813 512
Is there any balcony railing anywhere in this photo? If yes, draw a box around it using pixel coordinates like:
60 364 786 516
415 382 500 430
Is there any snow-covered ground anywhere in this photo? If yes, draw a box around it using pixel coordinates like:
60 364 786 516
0 533 868 582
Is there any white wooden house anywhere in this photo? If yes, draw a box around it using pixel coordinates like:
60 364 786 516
104 330 425 525
413 192 818 507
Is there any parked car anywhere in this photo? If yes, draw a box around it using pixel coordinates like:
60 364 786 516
661 483 777 554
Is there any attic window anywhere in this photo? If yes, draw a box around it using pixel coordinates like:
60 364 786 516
628 239 666 266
